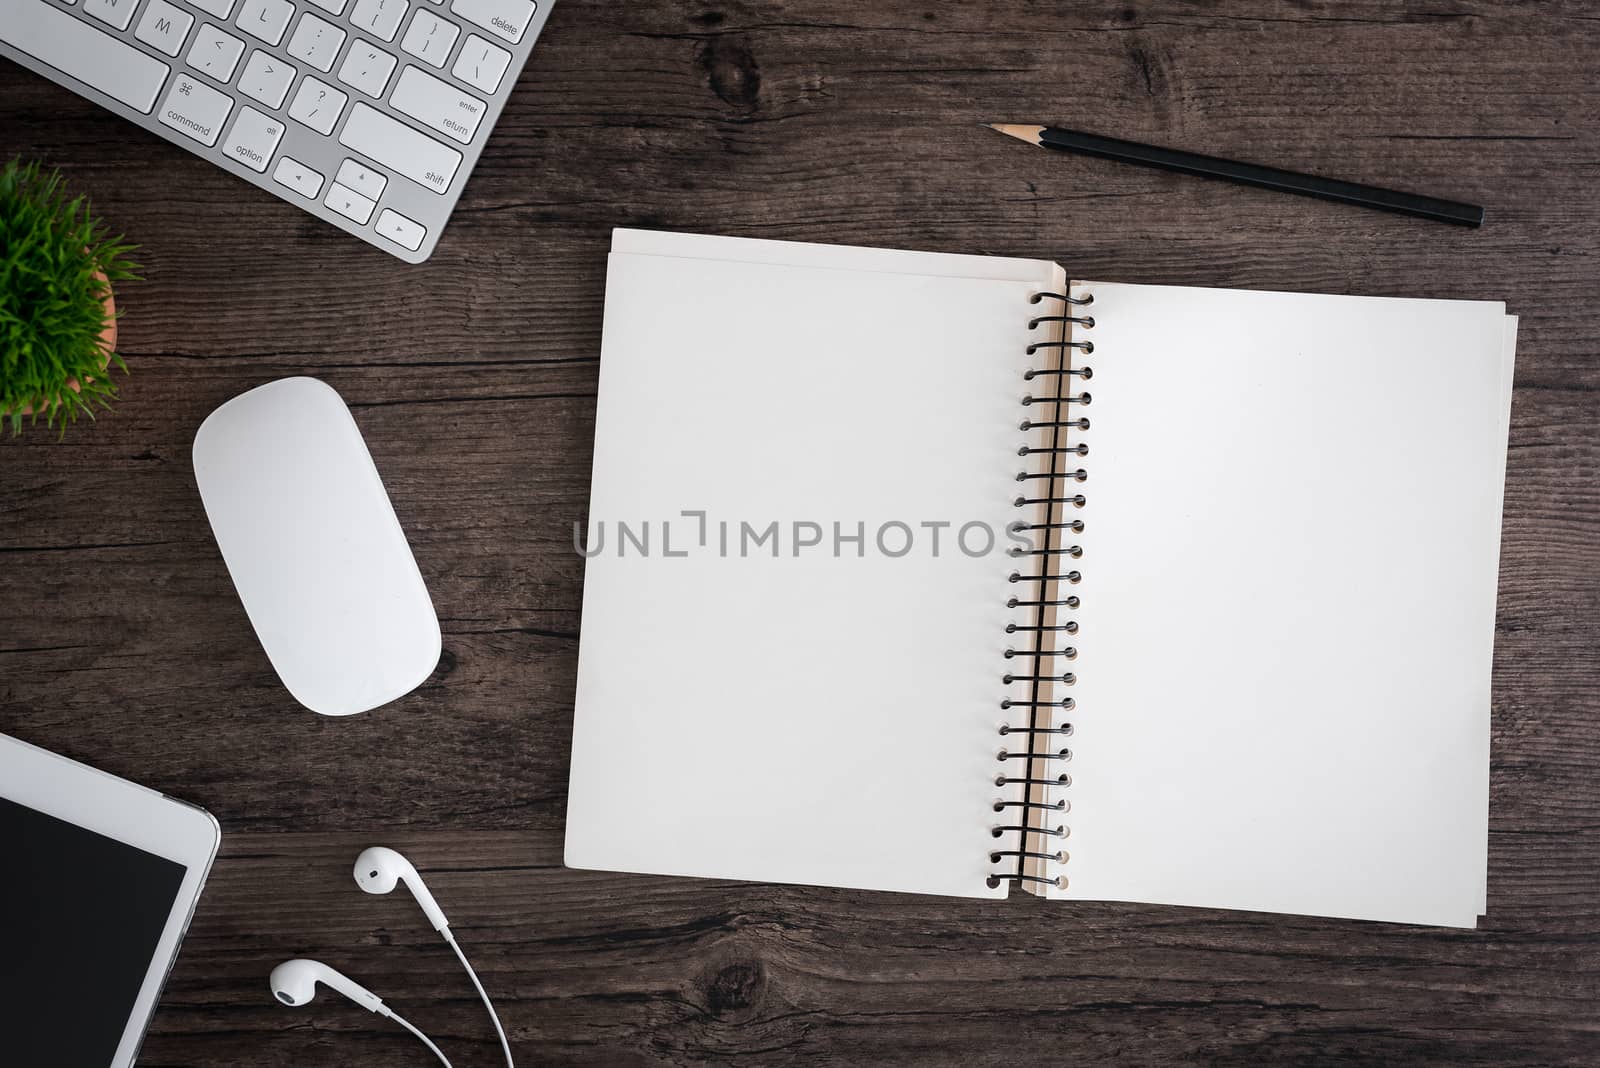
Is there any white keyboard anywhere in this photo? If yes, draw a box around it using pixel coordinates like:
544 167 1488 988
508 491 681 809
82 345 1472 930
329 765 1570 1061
0 0 552 261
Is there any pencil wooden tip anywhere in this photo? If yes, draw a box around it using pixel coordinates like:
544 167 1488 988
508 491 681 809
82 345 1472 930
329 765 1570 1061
984 124 1046 146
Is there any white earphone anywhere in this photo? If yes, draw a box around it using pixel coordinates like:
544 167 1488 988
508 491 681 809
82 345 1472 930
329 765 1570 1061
270 847 514 1068
354 845 451 931
270 958 384 1012
270 959 454 1064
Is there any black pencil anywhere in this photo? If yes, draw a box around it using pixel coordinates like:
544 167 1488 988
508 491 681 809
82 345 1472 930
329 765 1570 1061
985 124 1484 228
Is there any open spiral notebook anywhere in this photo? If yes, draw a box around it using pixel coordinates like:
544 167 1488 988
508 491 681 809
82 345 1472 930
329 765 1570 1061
564 228 1516 928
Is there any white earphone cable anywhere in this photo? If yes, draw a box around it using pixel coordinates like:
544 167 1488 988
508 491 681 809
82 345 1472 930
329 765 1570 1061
388 1009 453 1068
444 931 516 1068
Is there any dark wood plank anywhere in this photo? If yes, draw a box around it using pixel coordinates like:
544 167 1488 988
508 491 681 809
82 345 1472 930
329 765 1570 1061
3 0 1600 1064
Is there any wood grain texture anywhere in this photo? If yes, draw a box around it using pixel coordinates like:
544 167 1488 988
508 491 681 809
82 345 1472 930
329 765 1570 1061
3 1 1599 1064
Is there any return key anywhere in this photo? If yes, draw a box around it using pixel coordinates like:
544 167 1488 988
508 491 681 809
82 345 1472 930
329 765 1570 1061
390 66 485 145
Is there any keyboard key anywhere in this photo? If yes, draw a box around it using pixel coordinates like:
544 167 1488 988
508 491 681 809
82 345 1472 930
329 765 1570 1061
135 0 195 56
288 76 348 134
286 13 346 72
84 0 140 31
221 105 283 171
187 0 236 17
83 0 140 29
350 0 408 42
237 0 292 45
339 103 461 193
400 9 458 68
324 182 375 224
375 208 425 252
273 155 324 198
337 40 398 97
389 65 484 144
336 158 387 199
1 0 169 114
238 49 295 107
450 33 510 94
303 0 348 14
158 72 233 146
188 23 246 82
449 0 533 44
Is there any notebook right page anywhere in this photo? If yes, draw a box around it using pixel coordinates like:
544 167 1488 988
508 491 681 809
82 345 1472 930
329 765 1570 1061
1057 282 1513 927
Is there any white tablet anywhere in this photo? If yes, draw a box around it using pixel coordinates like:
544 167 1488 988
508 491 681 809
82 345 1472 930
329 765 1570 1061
0 733 221 1067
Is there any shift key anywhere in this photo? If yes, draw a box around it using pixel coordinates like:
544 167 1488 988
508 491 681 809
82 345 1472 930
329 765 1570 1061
338 103 462 193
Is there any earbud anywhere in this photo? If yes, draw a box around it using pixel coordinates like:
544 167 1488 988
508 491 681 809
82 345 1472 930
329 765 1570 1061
269 959 387 1015
270 958 452 1066
354 846 451 933
269 850 501 1068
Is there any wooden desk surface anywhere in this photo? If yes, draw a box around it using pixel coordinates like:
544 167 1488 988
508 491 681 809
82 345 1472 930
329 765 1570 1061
4 2 1599 1064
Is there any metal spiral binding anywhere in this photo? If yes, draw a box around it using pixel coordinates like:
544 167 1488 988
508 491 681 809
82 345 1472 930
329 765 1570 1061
988 289 1094 893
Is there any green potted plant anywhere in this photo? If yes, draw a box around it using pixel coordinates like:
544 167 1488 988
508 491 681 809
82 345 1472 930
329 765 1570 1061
1 158 139 435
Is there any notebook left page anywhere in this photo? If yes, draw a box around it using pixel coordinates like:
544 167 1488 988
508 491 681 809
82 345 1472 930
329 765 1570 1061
565 231 1063 897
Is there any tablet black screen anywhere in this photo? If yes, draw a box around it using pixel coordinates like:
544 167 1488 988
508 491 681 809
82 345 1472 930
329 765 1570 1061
0 796 188 1066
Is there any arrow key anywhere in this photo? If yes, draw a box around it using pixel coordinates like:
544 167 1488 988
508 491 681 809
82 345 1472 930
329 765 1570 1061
324 181 376 225
336 158 387 200
272 156 324 199
375 209 426 252
238 48 295 108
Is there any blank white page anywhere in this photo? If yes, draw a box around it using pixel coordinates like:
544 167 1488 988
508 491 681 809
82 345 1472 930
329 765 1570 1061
565 232 1062 897
1057 282 1514 927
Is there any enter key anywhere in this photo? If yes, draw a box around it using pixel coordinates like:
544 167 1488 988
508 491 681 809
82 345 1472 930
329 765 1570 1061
389 66 485 145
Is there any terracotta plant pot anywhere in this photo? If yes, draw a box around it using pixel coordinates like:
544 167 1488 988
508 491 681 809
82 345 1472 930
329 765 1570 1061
14 269 117 417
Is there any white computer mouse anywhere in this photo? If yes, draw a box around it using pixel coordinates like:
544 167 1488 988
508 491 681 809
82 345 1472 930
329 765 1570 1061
193 377 441 716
